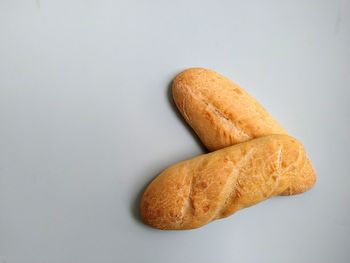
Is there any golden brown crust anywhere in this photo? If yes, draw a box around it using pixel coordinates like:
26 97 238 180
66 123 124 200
172 68 287 151
140 135 316 230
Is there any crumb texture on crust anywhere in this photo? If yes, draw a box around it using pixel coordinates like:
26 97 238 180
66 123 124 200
172 68 287 151
140 135 316 230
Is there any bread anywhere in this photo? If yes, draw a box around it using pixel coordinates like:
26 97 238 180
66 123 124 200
172 68 287 151
140 135 316 230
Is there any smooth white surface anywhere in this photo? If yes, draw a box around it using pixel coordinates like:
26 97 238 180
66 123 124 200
1 1 349 262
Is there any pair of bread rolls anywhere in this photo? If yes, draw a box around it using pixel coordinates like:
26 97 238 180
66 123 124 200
140 68 316 230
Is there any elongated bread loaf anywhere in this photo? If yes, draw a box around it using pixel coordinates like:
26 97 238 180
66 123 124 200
172 68 287 151
140 135 316 230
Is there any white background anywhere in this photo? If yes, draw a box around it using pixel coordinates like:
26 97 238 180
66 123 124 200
1 1 349 262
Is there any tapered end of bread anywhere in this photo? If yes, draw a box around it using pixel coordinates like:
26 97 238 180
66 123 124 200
280 156 317 195
140 164 193 230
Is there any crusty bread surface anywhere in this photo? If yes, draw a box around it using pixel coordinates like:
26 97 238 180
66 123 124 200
172 68 287 151
140 135 316 230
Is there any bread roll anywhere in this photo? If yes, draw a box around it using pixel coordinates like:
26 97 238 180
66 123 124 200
172 68 287 151
140 135 316 230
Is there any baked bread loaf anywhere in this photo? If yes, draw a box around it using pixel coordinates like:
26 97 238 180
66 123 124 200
140 135 316 230
172 68 287 151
